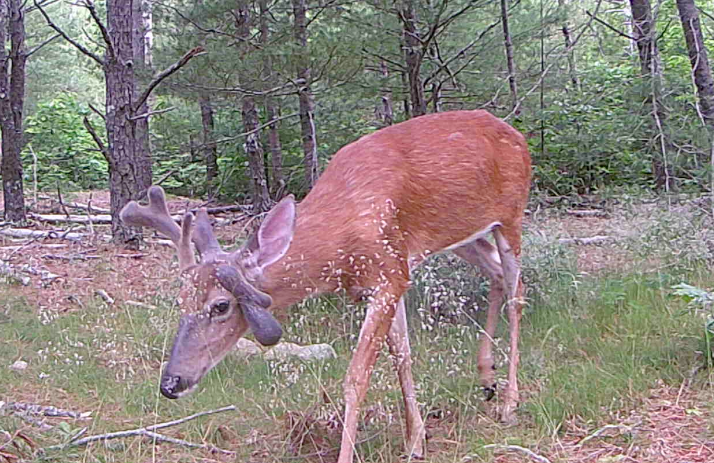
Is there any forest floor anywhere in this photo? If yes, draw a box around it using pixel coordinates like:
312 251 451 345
0 190 713 463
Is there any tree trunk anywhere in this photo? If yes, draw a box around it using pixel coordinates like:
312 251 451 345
630 0 670 189
106 0 143 242
500 0 518 111
260 0 284 198
292 0 318 188
400 0 426 117
237 1 270 212
0 0 27 223
558 0 579 89
242 97 270 213
199 92 219 194
676 0 714 126
132 0 153 192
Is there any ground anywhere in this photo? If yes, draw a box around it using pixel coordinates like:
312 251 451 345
0 191 713 463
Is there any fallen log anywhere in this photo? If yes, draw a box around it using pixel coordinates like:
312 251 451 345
0 229 85 241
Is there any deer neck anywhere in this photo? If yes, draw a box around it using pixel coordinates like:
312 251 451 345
257 205 343 310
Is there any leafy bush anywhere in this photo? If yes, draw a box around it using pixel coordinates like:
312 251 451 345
23 94 107 191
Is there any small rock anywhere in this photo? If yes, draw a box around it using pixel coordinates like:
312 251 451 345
233 338 262 358
10 360 28 371
264 342 336 362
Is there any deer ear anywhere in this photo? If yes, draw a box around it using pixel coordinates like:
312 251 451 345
250 195 296 271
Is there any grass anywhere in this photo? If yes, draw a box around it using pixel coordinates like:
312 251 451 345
1 197 714 462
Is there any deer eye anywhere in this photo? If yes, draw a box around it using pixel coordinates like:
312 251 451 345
211 300 231 318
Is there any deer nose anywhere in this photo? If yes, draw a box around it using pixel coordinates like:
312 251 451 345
160 375 182 399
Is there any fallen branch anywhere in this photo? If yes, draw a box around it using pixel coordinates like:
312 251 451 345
558 235 614 245
478 444 551 463
566 209 608 217
125 300 157 309
0 229 84 242
574 421 641 448
0 244 67 251
41 254 100 261
41 405 236 454
2 402 92 420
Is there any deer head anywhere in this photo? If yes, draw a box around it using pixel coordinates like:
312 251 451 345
120 186 296 398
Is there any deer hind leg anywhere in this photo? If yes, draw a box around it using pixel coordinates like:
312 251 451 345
338 283 406 463
453 239 505 400
492 226 524 424
386 296 426 459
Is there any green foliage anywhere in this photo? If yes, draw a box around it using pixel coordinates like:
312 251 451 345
22 95 107 192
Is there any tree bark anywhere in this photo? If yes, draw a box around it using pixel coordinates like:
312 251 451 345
106 0 143 242
630 0 670 189
260 0 284 198
199 92 218 193
292 0 318 188
237 1 270 212
400 0 426 117
0 0 27 223
676 0 714 126
500 0 518 111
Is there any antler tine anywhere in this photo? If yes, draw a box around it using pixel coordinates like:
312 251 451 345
120 186 196 269
192 208 224 261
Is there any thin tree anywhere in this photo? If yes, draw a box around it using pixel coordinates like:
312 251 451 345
36 0 202 242
676 0 714 126
400 0 426 117
558 0 579 90
500 0 517 111
133 0 154 191
630 0 670 190
260 0 284 199
292 0 318 188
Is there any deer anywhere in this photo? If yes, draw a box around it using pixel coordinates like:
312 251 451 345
120 110 531 462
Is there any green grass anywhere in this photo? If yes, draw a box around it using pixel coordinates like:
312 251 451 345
1 204 713 462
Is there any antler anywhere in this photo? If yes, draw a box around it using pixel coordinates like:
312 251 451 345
192 209 225 261
120 186 196 270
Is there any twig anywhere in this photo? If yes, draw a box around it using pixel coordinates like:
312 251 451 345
95 289 114 305
41 405 236 453
0 229 85 242
128 106 176 120
27 145 38 207
477 444 551 463
55 183 69 218
83 116 108 162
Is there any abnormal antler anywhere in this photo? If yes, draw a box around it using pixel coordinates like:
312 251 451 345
120 186 196 270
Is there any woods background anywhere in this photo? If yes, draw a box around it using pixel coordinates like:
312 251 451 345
3 0 713 236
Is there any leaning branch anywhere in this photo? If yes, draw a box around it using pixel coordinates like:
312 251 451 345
134 46 205 112
82 116 109 163
25 33 60 58
82 0 114 58
33 0 104 66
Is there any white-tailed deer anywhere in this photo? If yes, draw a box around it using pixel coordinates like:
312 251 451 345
121 110 531 462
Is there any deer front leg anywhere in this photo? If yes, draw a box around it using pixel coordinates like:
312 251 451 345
386 297 426 459
339 293 399 463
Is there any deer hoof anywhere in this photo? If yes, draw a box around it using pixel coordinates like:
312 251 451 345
482 385 497 401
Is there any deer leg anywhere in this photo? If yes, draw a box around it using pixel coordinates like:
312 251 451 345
453 239 505 400
386 296 426 459
493 227 524 424
339 290 401 463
